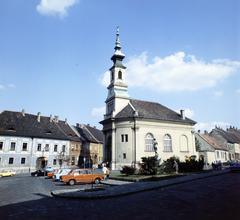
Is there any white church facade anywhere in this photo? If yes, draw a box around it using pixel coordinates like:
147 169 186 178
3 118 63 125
100 29 197 170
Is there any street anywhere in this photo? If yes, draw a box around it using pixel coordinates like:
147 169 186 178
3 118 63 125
0 173 240 219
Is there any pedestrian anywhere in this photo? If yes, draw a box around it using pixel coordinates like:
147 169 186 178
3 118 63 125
102 164 108 180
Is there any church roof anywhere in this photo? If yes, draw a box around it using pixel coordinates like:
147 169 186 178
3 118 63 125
0 110 80 141
115 99 196 125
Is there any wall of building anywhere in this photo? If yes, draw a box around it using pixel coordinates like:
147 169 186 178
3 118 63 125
0 135 70 173
111 119 196 170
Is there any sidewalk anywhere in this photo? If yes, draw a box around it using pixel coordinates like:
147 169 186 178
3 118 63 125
51 169 230 199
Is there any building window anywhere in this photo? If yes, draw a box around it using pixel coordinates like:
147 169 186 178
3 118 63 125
71 157 75 165
10 142 16 151
216 151 220 159
22 143 27 151
180 135 188 152
118 71 122 79
125 135 128 142
21 158 26 164
121 134 128 142
163 134 172 152
53 159 57 165
9 157 14 164
145 133 154 152
62 145 66 152
123 153 126 159
0 142 3 151
121 135 124 142
37 144 41 151
45 144 49 151
54 145 58 152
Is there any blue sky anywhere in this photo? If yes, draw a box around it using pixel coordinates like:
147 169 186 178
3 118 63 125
0 0 239 130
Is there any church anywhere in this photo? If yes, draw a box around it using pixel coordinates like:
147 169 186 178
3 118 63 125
100 29 197 170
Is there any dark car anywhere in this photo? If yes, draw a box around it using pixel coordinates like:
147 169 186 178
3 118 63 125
31 170 45 177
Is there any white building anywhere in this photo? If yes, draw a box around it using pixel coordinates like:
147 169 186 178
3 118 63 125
0 110 80 173
100 29 197 170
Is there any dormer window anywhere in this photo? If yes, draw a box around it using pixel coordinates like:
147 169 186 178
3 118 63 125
7 127 16 132
46 130 52 135
118 71 122 79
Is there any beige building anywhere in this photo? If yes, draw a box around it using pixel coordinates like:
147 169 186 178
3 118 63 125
100 29 197 170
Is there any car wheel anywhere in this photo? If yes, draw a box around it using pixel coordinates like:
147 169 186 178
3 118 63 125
69 179 75 186
94 178 101 184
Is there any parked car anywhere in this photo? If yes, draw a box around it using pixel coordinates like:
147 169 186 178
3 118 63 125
47 169 59 178
61 169 104 185
31 170 45 177
0 170 16 177
53 168 72 181
230 162 240 172
45 166 54 172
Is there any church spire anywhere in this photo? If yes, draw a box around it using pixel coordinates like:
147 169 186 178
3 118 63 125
111 26 125 68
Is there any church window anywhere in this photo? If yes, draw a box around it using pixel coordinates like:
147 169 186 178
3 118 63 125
123 153 126 159
0 142 3 151
180 135 188 152
163 134 172 152
145 133 154 152
118 71 122 79
121 134 128 142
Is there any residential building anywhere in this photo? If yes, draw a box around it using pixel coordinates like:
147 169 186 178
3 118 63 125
210 127 240 160
0 110 81 173
75 124 103 167
195 132 229 165
100 29 197 170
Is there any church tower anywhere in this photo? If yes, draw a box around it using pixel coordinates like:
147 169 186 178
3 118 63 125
105 27 129 119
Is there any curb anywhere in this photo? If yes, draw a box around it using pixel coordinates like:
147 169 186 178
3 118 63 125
51 169 230 199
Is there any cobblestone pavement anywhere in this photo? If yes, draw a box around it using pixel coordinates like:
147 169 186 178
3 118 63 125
0 172 240 220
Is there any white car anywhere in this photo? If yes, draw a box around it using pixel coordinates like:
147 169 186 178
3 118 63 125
53 168 71 181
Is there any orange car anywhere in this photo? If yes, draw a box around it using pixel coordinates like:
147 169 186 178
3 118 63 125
47 169 58 178
61 169 104 185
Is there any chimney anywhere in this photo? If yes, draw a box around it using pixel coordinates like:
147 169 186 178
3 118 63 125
198 130 201 134
54 115 59 123
37 112 41 122
64 118 67 124
204 130 208 135
76 123 80 127
22 109 25 117
180 110 185 120
50 114 53 122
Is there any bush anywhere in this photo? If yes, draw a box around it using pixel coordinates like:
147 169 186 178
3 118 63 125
120 166 136 175
139 156 160 175
161 156 180 173
178 155 204 172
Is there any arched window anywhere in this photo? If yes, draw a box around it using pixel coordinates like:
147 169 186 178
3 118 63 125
163 134 172 152
180 135 188 152
118 71 122 79
145 133 154 152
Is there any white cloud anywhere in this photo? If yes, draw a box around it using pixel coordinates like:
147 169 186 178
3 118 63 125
91 106 105 118
0 83 16 91
36 0 79 17
101 52 240 92
7 84 16 88
194 121 230 132
214 90 223 97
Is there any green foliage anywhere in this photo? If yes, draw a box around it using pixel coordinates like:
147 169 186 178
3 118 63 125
120 166 136 175
139 156 160 175
179 155 204 172
160 156 180 173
